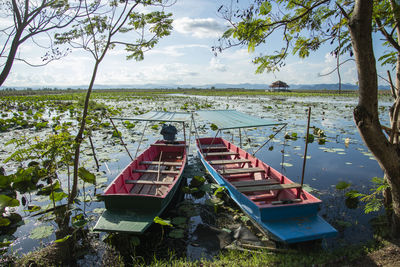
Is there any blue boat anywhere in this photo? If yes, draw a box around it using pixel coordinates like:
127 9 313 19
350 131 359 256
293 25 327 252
195 110 337 243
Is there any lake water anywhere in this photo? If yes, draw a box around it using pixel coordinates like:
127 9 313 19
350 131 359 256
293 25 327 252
0 93 390 260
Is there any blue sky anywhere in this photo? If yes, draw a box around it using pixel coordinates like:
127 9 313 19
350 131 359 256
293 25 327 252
0 0 392 88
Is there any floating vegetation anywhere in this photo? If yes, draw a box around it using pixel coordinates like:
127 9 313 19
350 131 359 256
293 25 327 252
0 90 388 263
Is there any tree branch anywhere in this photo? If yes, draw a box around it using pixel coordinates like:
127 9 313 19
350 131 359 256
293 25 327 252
375 18 400 53
336 2 350 20
388 70 397 99
318 58 355 76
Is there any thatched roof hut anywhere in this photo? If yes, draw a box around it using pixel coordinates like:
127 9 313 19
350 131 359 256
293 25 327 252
269 80 289 89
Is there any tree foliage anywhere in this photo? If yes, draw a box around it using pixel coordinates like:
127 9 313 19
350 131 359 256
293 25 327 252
0 0 87 86
53 0 174 206
216 1 364 73
216 0 400 237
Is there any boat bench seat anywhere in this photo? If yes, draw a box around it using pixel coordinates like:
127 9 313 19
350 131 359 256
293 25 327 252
218 167 265 175
140 161 182 166
125 180 173 186
238 182 302 193
231 179 279 188
209 159 251 165
133 169 180 175
150 143 186 147
200 144 227 150
271 198 302 205
203 151 238 157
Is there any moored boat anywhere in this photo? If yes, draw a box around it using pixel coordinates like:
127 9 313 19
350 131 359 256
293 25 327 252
194 110 337 243
94 111 191 234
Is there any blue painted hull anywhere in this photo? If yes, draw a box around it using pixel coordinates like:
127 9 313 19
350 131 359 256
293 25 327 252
197 149 337 243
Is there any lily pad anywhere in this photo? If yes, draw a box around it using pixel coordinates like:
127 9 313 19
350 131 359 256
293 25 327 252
29 225 54 240
130 235 140 246
336 181 351 190
169 229 185 239
172 216 187 226
92 208 106 214
0 217 11 227
0 194 20 209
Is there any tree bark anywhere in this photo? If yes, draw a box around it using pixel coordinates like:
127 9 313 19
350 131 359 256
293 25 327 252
349 0 400 237
68 59 100 205
0 28 24 86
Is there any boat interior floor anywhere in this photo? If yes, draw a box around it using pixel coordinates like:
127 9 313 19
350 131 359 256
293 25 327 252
129 151 183 196
203 144 302 205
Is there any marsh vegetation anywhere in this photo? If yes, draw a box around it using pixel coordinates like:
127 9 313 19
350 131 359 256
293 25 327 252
0 89 395 265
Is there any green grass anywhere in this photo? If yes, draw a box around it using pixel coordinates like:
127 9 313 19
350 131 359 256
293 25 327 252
144 240 380 267
1 87 392 98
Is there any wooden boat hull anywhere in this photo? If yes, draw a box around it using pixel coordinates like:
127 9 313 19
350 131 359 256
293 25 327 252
196 137 337 243
94 141 186 234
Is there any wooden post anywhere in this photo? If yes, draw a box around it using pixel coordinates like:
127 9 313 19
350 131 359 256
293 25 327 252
110 118 134 161
88 135 100 171
156 151 163 181
239 128 242 147
191 113 203 153
299 107 311 197
134 121 148 159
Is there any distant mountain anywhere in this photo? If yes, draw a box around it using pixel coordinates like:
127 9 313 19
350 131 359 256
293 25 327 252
0 83 390 90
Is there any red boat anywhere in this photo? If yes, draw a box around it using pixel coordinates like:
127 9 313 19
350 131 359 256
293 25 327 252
94 111 191 234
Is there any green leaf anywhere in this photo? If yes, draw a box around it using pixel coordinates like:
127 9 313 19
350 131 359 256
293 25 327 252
169 229 184 239
240 215 250 223
0 240 12 248
71 213 88 229
112 130 121 137
205 197 224 207
171 217 187 227
305 133 314 143
345 190 363 198
0 194 20 209
259 2 272 15
0 175 11 189
318 138 326 145
0 217 11 227
37 180 61 196
29 225 54 239
130 235 140 246
199 183 219 193
210 123 218 131
336 181 351 190
24 205 41 212
153 216 172 227
78 167 96 184
213 186 226 197
222 28 235 38
189 175 206 187
50 190 68 202
54 235 71 243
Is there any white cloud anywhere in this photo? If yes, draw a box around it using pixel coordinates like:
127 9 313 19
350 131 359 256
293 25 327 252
173 17 227 39
148 44 209 57
208 57 227 72
0 17 12 29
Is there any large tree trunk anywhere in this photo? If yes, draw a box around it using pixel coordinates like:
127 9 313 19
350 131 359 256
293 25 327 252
0 28 23 86
349 0 400 237
68 60 100 205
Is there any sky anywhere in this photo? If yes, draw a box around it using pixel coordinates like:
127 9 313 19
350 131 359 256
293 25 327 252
0 0 393 88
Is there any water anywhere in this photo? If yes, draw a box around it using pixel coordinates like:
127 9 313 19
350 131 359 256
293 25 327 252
0 93 389 260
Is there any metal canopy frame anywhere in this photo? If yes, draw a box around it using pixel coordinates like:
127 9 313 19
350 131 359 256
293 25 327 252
110 110 287 158
194 110 287 156
110 111 193 160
